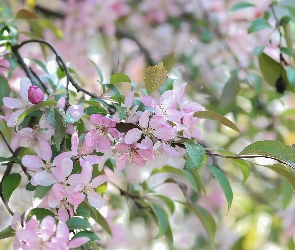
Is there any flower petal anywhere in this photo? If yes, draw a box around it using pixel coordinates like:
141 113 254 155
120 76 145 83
125 128 142 144
22 155 44 169
68 237 90 248
87 193 104 208
34 171 56 186
40 216 56 241
40 141 52 161
19 77 32 100
3 97 23 109
91 175 108 188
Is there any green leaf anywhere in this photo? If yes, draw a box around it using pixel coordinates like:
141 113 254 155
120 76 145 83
232 159 250 184
219 73 240 109
116 106 127 120
26 57 49 74
71 231 99 242
17 100 57 125
0 157 21 165
89 59 104 84
33 186 51 200
280 16 292 27
253 45 265 56
190 170 206 195
287 66 295 86
110 73 131 84
259 53 289 87
15 9 39 19
152 166 199 193
104 84 122 104
85 106 107 116
206 164 233 211
0 76 11 108
144 62 168 95
230 2 255 13
28 208 55 221
45 107 66 151
191 204 216 248
194 110 242 134
280 47 292 56
248 18 271 33
239 140 295 168
152 195 175 214
0 226 15 240
56 66 76 79
184 142 205 170
2 173 21 202
66 217 92 230
151 203 169 238
80 201 112 236
75 206 91 218
263 164 295 190
282 179 293 208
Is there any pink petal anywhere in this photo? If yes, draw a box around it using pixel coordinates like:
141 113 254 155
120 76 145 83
25 216 37 230
139 110 150 128
71 131 79 156
68 237 90 248
67 192 85 207
85 130 99 147
183 102 205 113
124 91 134 109
52 166 65 183
116 153 129 171
58 206 70 222
108 128 120 140
40 141 52 161
15 228 39 244
177 83 187 104
125 128 142 144
56 97 66 109
96 135 111 153
53 152 73 167
40 216 56 241
140 96 157 109
48 189 61 208
160 90 176 109
11 213 21 230
80 161 93 183
90 114 104 126
162 142 180 157
7 109 24 127
22 155 44 169
19 77 32 100
67 105 84 120
34 171 56 186
155 125 176 140
87 193 104 208
91 175 108 188
55 222 70 241
60 158 73 177
52 183 67 201
83 155 103 165
3 97 23 109
132 155 146 166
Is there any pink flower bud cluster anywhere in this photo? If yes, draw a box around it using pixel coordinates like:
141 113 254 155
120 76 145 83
11 210 89 250
28 86 44 104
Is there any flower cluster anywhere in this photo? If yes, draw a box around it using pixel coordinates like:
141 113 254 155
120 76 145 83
11 210 89 250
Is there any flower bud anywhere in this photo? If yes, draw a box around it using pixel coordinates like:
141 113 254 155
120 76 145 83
28 86 44 104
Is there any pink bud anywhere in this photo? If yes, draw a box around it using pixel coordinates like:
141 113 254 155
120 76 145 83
28 86 44 104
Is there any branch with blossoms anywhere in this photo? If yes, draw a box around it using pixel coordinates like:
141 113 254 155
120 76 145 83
1 30 295 249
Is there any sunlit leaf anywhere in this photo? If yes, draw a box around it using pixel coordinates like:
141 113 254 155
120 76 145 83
194 110 242 134
110 73 131 84
144 62 168 95
248 18 271 33
240 140 295 168
2 173 21 202
207 164 233 211
15 9 39 19
0 226 14 240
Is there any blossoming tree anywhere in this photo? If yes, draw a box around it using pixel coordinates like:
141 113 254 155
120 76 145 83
1 0 295 249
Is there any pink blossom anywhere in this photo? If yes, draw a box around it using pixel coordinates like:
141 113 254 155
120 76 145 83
67 161 108 209
85 114 120 153
28 86 44 104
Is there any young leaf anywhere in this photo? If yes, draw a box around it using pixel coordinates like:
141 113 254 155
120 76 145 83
71 231 100 242
239 140 295 168
0 76 11 108
17 100 57 125
0 157 21 165
15 9 39 19
263 164 295 189
230 2 255 13
89 59 104 84
110 73 131 84
66 217 92 230
184 142 205 170
259 53 289 87
282 179 293 208
56 66 76 79
2 173 21 202
75 206 90 218
194 110 242 134
191 204 216 248
0 226 15 240
232 159 250 184
248 18 271 33
206 164 233 211
280 16 292 27
219 73 240 109
286 66 295 86
28 208 55 221
104 84 122 104
190 170 206 195
150 195 175 214
151 203 169 238
144 62 168 95
46 107 66 151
